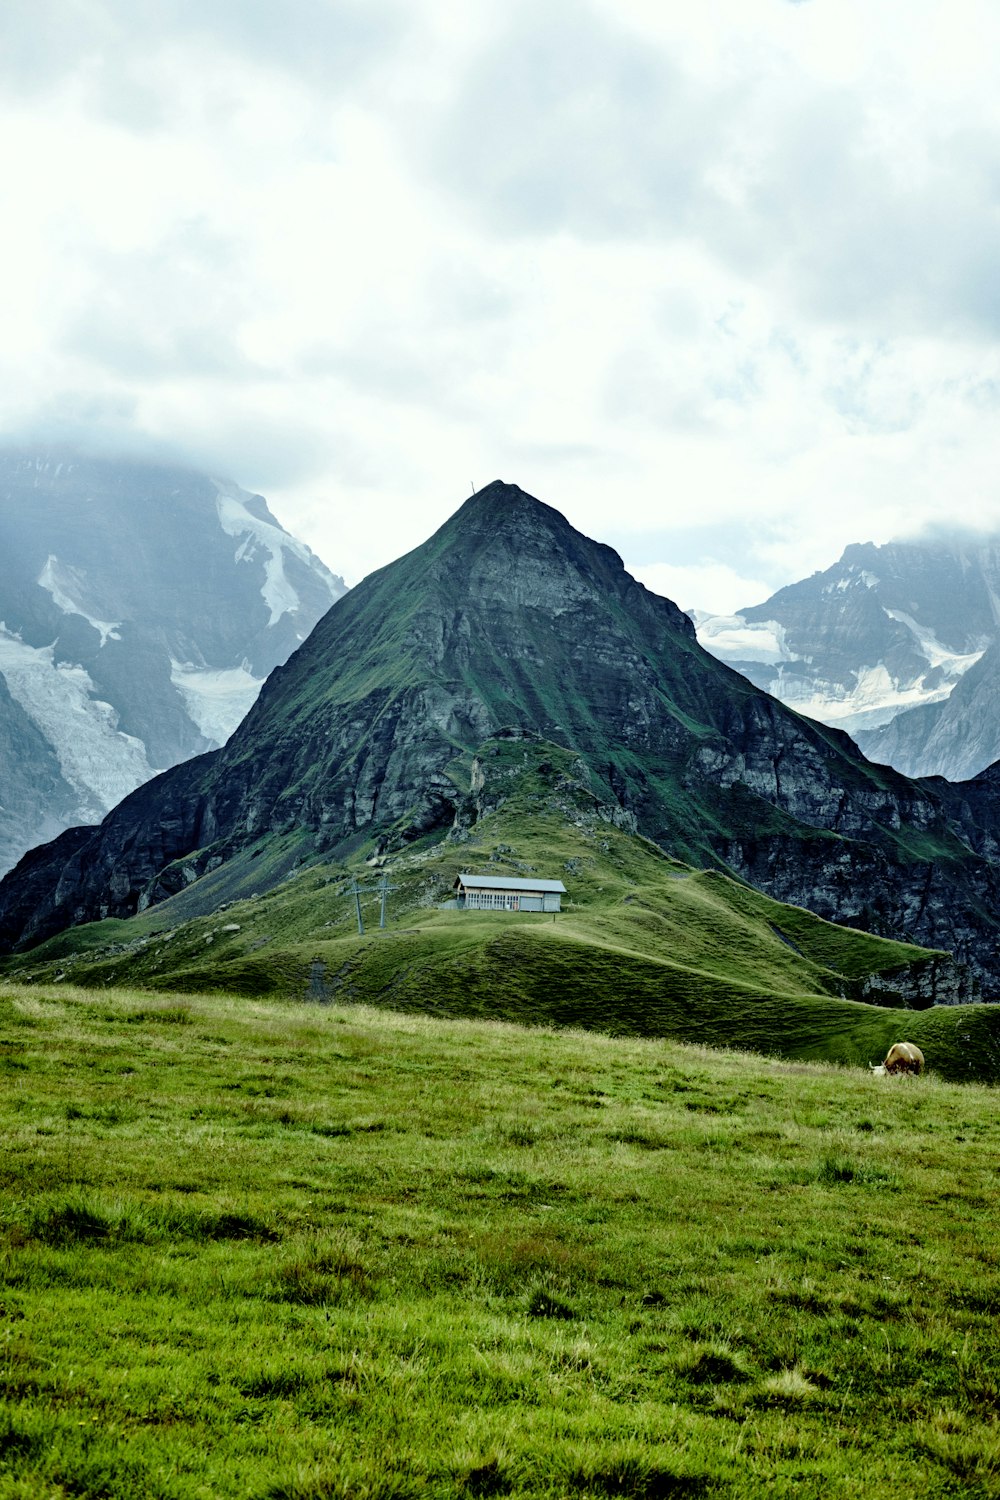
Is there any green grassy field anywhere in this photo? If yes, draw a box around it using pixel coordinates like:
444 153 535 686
9 756 1000 1083
2 982 999 1498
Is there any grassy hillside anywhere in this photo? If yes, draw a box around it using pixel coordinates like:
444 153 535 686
1 983 998 1499
5 742 996 1082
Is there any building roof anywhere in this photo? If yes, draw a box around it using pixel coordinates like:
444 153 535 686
455 873 567 894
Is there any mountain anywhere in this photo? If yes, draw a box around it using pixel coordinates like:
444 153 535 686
0 449 345 874
693 535 1000 762
5 481 1000 997
855 640 1000 780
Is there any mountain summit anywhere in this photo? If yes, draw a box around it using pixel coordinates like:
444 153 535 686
5 480 1000 994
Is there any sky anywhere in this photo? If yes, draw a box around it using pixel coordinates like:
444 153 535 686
3 0 1000 614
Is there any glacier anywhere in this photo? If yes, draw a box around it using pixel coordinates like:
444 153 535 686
690 612 799 667
169 659 263 746
760 662 962 736
0 624 156 819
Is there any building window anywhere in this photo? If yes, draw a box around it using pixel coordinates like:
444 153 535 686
463 890 524 909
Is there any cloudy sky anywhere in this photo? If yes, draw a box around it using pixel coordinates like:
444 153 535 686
3 0 1000 612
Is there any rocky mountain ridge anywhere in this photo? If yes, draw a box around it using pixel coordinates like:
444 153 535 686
0 449 345 873
694 533 1000 777
4 481 1000 997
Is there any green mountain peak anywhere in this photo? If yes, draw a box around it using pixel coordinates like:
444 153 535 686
5 481 1000 1003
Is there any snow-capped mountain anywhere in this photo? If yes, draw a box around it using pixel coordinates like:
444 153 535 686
0 450 345 874
857 638 1000 780
693 534 1000 780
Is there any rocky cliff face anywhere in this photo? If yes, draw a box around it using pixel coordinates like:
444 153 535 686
4 481 1000 998
0 449 345 873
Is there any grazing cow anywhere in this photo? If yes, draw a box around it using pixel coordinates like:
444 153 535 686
870 1041 924 1077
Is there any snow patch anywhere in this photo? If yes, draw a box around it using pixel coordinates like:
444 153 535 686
37 555 121 645
824 568 878 594
767 663 958 735
694 614 797 666
0 624 155 818
214 479 340 627
170 659 263 746
881 608 986 676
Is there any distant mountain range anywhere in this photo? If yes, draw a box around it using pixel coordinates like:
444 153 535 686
6 481 1000 1001
693 533 1000 780
0 450 344 873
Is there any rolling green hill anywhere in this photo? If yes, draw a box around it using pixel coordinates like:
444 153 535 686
7 740 999 1083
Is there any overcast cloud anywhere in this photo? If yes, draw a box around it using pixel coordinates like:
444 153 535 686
2 0 1000 611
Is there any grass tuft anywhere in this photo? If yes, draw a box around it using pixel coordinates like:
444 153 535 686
461 1454 514 1496
123 1003 192 1024
816 1154 896 1187
268 1237 377 1305
678 1344 751 1386
24 1194 279 1247
525 1283 578 1320
754 1367 823 1408
561 1452 711 1498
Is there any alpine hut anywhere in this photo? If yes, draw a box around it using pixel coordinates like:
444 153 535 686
454 873 566 913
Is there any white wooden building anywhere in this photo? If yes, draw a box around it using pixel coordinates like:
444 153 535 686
454 873 566 913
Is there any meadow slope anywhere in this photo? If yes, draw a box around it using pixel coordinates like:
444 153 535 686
1 984 999 1498
7 757 999 1083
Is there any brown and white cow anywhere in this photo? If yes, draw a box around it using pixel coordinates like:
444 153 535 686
870 1041 924 1077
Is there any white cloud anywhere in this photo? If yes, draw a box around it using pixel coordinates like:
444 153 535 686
1 0 1000 605
629 560 772 616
